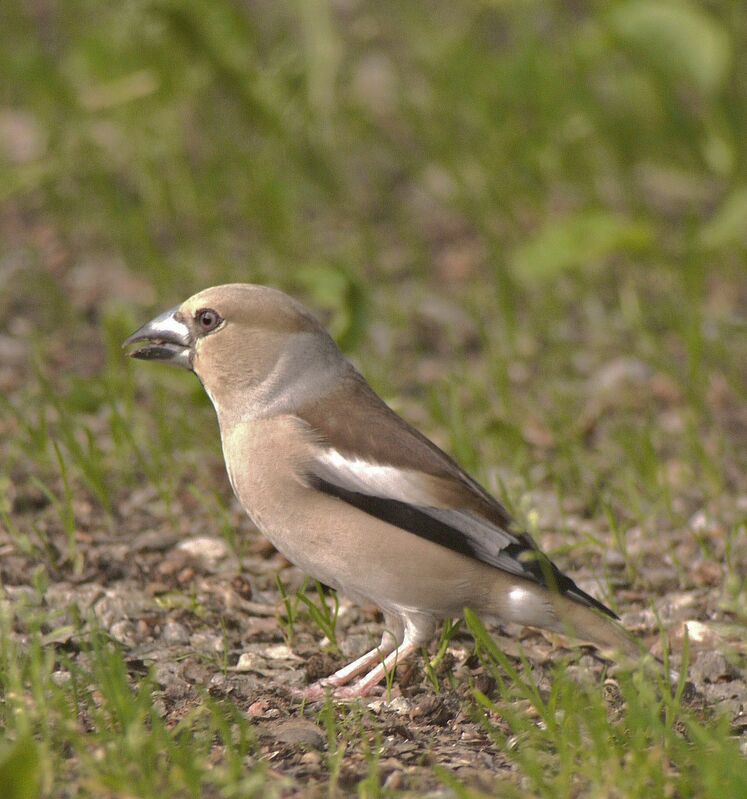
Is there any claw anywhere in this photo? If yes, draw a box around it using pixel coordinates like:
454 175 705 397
329 684 382 700
291 681 383 702
291 682 334 701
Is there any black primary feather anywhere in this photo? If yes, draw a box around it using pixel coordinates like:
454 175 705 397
310 475 617 620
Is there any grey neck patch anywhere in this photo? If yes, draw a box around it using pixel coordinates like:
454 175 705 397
209 331 347 427
255 331 346 417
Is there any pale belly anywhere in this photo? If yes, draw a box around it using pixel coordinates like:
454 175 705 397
220 416 493 620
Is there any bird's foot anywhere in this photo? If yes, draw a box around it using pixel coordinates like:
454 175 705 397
291 680 380 702
291 681 335 701
326 684 381 700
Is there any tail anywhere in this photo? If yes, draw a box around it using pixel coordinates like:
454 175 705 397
545 591 643 661
489 576 676 678
550 593 681 683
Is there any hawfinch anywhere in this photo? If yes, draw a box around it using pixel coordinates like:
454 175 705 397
124 284 641 699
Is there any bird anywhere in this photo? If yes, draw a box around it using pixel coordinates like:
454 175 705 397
124 283 643 699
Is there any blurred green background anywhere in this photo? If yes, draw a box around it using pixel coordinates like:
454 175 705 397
2 0 746 506
3 0 745 311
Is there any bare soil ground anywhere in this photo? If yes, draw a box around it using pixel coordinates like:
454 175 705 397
3 446 746 794
2 220 746 795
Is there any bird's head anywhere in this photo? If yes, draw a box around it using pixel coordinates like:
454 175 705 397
124 283 342 424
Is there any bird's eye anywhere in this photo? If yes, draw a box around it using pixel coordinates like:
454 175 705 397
196 308 222 333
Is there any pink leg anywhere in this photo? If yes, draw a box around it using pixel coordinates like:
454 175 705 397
331 638 421 699
294 640 397 701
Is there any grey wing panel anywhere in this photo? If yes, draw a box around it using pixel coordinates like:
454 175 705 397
425 507 530 578
306 451 535 580
306 457 618 619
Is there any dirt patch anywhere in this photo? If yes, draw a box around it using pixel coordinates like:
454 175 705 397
2 472 745 793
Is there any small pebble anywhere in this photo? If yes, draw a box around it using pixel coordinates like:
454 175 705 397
162 621 190 645
270 719 325 749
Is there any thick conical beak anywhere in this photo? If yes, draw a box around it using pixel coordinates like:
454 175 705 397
123 305 192 368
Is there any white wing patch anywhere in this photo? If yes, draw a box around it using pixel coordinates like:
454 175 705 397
308 442 604 610
313 448 445 507
310 446 527 578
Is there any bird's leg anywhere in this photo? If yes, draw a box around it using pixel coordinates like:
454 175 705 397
332 616 435 699
294 627 400 701
330 637 421 699
295 644 395 700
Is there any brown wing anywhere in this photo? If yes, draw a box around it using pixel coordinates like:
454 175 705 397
296 370 617 618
